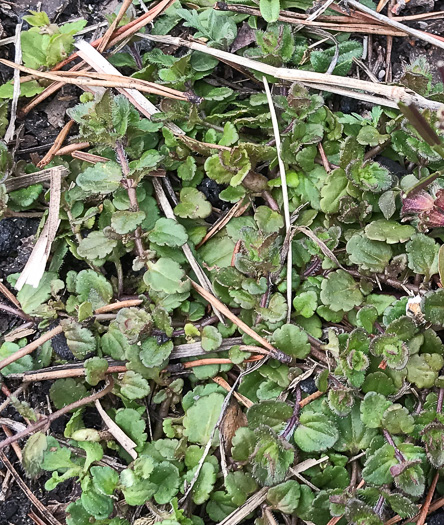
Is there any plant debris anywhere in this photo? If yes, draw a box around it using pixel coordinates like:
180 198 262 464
1 0 444 524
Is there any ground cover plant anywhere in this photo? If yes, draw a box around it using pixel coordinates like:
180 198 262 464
1 0 444 524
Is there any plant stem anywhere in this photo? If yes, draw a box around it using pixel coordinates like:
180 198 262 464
374 495 385 516
437 387 444 413
0 303 32 321
347 269 420 293
115 140 146 261
383 429 406 463
281 387 302 440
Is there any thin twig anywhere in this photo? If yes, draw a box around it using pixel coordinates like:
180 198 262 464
0 325 63 371
138 33 442 110
37 120 74 168
179 358 266 506
347 0 444 50
0 59 189 101
4 22 22 144
0 378 114 450
416 470 440 525
95 399 137 459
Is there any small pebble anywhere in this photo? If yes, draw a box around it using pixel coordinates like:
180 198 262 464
3 501 18 519
300 378 318 395
378 69 386 80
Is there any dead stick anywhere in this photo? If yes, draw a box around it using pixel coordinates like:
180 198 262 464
37 120 74 168
0 377 114 450
54 142 90 156
416 471 440 525
0 325 63 371
95 299 143 314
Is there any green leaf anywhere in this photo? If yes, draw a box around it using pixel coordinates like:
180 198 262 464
421 422 444 468
76 162 122 194
174 188 212 219
362 443 397 485
183 392 225 445
190 462 217 505
120 371 150 400
204 147 251 186
293 291 318 318
115 308 153 344
347 160 393 193
50 378 88 410
259 0 280 22
328 387 355 417
225 471 257 506
346 235 392 273
360 392 392 428
77 231 117 261
293 413 338 452
201 326 222 352
345 499 383 525
407 353 444 388
140 337 173 368
394 463 425 497
23 11 50 26
320 168 348 214
0 342 33 376
149 218 188 247
365 220 415 244
120 469 155 505
334 403 378 454
267 480 301 513
251 426 294 486
75 270 113 310
247 400 293 431
406 233 439 281
231 427 257 461
320 270 363 312
144 258 188 294
111 95 132 137
150 461 181 504
311 466 349 490
22 432 47 478
129 149 163 178
81 489 113 520
385 493 418 519
254 206 284 234
370 334 408 370
61 319 96 359
17 271 55 314
381 405 414 435
421 289 444 326
91 465 119 496
311 40 363 76
357 125 389 146
219 122 239 147
111 211 146 234
66 500 92 525
115 408 147 449
84 357 108 386
101 326 130 360
177 156 197 181
273 324 311 359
